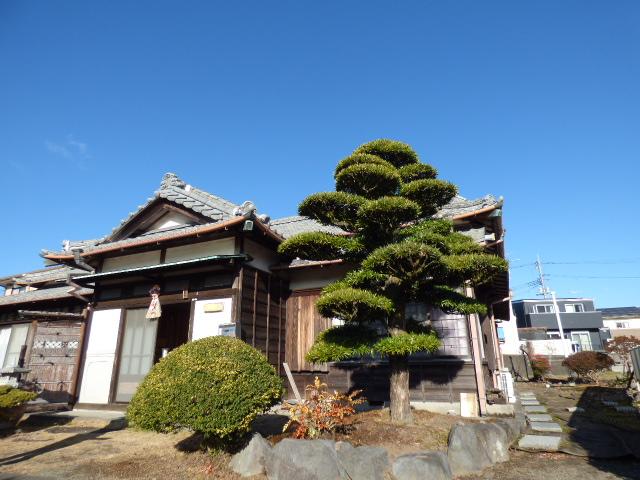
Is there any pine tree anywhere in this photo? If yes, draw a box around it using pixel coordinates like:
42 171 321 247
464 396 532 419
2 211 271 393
278 139 508 423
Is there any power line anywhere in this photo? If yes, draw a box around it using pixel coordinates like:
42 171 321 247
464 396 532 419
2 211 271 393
549 274 640 280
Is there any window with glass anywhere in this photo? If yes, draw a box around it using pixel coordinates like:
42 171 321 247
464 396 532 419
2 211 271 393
564 304 584 313
405 303 470 358
535 304 554 314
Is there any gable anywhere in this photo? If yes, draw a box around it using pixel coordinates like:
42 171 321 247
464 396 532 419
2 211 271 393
146 210 196 232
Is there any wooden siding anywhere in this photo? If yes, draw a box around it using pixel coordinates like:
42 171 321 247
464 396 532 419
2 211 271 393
285 290 331 372
239 267 287 374
289 360 478 403
25 320 84 403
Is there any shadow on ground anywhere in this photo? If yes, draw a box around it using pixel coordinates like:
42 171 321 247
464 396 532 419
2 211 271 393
0 418 125 467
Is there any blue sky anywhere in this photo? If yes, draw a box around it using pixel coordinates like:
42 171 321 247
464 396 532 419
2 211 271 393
0 1 638 308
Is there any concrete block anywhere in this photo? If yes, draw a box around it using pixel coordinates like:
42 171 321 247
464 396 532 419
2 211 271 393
517 435 561 452
530 422 563 433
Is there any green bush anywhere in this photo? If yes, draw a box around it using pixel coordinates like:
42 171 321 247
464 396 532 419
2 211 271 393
398 163 437 182
298 191 366 231
0 385 37 423
277 231 363 261
127 336 282 444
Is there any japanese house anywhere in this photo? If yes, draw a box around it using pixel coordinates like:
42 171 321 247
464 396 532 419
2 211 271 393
2 172 510 414
599 306 640 339
0 265 91 403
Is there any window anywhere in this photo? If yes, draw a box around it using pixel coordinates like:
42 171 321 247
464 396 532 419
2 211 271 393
565 304 584 313
535 304 554 314
546 331 561 339
0 324 30 368
616 322 630 329
406 303 470 358
497 326 505 343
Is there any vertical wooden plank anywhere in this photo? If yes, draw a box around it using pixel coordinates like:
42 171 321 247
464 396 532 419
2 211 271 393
70 319 87 404
108 309 127 404
277 279 283 375
252 269 258 347
265 274 271 355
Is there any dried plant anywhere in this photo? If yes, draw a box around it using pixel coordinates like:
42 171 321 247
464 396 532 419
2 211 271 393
283 377 365 439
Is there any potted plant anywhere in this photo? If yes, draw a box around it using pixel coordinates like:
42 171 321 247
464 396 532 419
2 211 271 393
0 384 38 429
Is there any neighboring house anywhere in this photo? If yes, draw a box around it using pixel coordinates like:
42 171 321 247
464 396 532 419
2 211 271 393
512 298 608 352
599 307 640 338
0 265 91 402
2 173 510 414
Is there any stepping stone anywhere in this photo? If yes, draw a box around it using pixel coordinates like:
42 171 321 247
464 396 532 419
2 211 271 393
602 401 618 407
520 391 535 396
566 406 585 413
521 400 541 406
526 413 553 422
518 434 561 452
524 405 548 413
530 422 563 433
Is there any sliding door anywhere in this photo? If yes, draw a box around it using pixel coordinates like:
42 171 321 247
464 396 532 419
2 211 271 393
115 309 158 402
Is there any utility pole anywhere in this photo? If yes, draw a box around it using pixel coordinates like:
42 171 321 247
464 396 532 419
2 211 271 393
535 254 569 357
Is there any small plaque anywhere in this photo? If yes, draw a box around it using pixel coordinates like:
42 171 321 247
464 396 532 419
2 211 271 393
204 302 224 313
219 324 236 337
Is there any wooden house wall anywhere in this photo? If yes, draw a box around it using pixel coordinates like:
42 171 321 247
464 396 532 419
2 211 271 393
284 289 331 372
239 266 287 374
289 360 479 403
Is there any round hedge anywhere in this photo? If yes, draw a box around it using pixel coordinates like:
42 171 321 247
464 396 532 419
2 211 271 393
398 163 437 182
400 179 458 216
127 336 282 442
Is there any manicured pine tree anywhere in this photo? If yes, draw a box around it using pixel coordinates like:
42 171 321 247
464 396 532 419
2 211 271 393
278 140 508 423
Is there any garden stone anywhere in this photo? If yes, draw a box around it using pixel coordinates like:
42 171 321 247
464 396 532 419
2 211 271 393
264 439 343 480
335 442 389 480
518 434 561 452
524 405 547 413
230 434 272 477
475 423 510 463
530 422 562 433
566 406 585 413
392 451 452 480
493 418 522 444
526 413 553 422
447 424 492 476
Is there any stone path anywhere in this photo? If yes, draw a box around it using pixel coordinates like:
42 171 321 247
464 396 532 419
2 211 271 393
517 391 563 452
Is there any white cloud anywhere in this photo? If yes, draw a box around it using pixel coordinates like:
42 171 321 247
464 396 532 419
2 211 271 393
44 135 91 169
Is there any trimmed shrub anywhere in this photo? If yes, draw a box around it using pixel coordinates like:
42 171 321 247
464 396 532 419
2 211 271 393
398 163 438 182
443 253 509 286
400 179 458 216
530 355 551 380
357 196 421 236
335 163 401 199
334 153 394 177
127 336 282 445
0 385 37 424
562 351 614 384
316 287 394 323
298 191 366 231
278 231 363 261
354 139 419 168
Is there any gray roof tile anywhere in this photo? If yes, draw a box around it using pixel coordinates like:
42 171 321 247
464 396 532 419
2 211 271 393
0 285 93 307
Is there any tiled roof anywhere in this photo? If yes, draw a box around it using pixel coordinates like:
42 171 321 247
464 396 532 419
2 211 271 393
0 286 93 307
434 195 501 219
0 265 87 288
269 216 347 239
107 173 240 240
599 307 640 318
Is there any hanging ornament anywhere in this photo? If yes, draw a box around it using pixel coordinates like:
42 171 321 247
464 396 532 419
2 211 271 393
146 284 162 320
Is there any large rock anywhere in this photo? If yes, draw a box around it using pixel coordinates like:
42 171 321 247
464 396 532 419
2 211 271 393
335 442 389 480
392 451 452 480
264 438 344 480
230 434 272 477
447 422 510 477
493 418 522 445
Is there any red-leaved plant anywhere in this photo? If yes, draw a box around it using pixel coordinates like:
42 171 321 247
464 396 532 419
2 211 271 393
283 377 365 439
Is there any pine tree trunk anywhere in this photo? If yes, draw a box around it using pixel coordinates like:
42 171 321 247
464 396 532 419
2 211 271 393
389 354 412 423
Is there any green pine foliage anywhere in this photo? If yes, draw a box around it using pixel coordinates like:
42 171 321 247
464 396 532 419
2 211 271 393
298 191 366 231
278 232 364 261
353 139 419 168
127 336 282 445
335 163 401 199
334 153 395 177
398 163 438 182
400 179 458 216
280 139 508 418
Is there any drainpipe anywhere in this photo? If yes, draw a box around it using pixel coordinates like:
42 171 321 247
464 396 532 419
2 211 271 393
72 249 94 273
